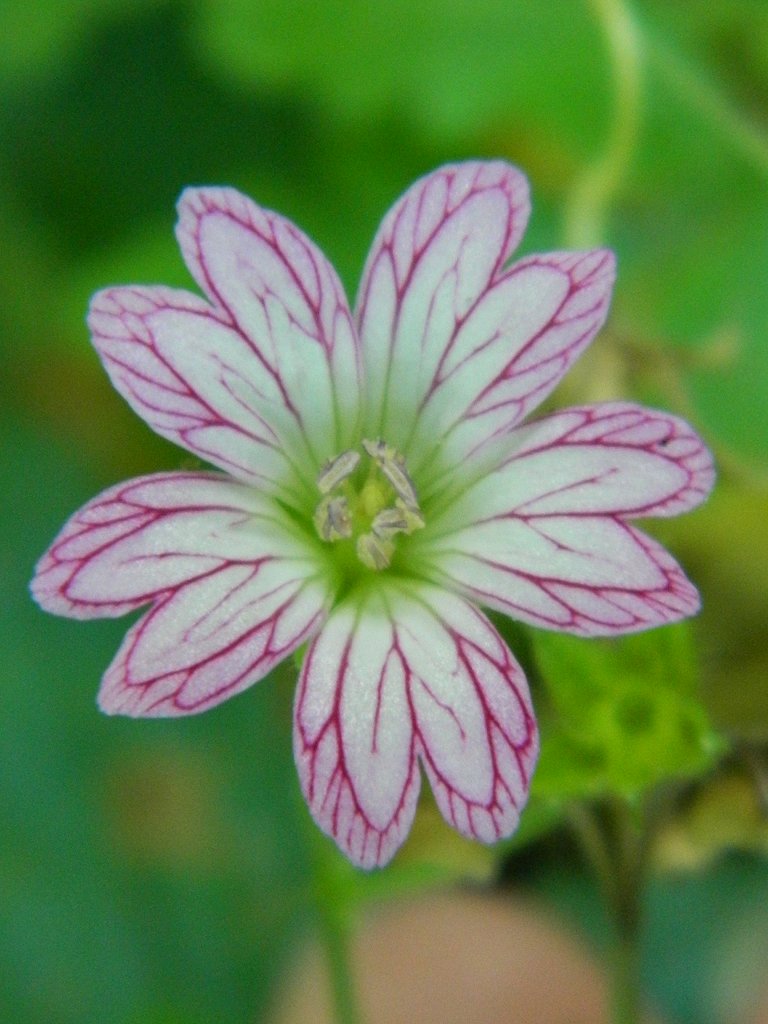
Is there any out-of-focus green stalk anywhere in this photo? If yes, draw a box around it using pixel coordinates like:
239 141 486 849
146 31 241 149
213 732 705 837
563 0 643 248
318 899 362 1024
568 799 646 1024
309 827 364 1024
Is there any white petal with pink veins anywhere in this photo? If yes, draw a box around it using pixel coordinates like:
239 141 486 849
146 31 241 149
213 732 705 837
402 616 495 804
90 287 307 494
411 250 616 489
176 187 361 464
98 563 329 717
295 597 420 869
427 518 700 636
295 585 537 867
405 262 571 464
355 162 531 444
31 472 310 618
420 400 712 635
432 403 715 531
355 163 614 477
339 613 414 828
401 589 537 846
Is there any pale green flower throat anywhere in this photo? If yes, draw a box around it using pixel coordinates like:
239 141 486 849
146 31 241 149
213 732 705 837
313 440 425 570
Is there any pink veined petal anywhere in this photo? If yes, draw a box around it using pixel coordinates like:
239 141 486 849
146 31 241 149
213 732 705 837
425 515 701 637
294 585 537 868
98 560 330 717
354 160 615 483
431 402 716 535
30 472 313 619
355 161 531 445
31 471 330 717
294 596 421 870
397 589 538 847
176 186 362 467
411 248 617 492
89 287 311 495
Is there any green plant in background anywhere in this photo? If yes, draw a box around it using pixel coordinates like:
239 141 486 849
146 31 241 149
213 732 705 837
4 2 768 1024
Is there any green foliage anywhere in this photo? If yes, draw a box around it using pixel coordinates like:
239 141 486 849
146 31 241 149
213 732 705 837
2 0 767 1021
192 0 609 150
532 625 725 800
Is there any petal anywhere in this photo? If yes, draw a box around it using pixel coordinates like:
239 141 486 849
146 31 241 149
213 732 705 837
426 516 701 636
398 590 538 847
89 287 307 494
411 249 616 490
98 560 329 717
31 472 307 619
355 161 530 443
294 584 537 867
354 159 615 480
294 595 420 870
176 186 362 465
432 402 715 533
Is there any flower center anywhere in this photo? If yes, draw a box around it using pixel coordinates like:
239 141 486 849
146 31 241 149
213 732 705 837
312 439 424 570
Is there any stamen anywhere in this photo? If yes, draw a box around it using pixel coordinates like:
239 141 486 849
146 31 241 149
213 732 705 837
313 495 352 541
370 500 425 540
370 507 409 537
362 439 419 509
313 439 424 571
356 500 425 571
395 499 425 533
356 533 395 571
317 449 361 494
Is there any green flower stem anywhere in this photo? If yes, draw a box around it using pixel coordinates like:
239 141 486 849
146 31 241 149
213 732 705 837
568 798 647 1024
318 898 362 1024
612 929 641 1024
308 826 364 1024
563 0 643 248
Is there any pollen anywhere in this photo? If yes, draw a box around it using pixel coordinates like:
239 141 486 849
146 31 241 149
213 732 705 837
313 439 424 570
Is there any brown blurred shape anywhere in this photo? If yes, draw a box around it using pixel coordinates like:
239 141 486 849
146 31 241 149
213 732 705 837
269 892 662 1024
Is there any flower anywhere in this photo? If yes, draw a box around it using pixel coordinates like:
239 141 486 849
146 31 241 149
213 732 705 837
32 161 714 868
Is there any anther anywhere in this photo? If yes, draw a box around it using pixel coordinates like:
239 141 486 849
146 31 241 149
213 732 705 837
317 449 360 494
313 495 352 541
362 438 419 509
370 507 409 537
313 439 424 570
370 501 424 540
356 533 395 571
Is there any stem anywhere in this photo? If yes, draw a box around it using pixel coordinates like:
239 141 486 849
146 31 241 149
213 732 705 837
612 928 641 1024
563 0 643 248
308 826 364 1024
568 798 646 1024
317 895 362 1024
611 807 643 1024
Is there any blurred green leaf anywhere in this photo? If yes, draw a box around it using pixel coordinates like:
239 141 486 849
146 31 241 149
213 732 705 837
0 0 156 87
192 0 609 151
531 624 724 800
0 3 315 260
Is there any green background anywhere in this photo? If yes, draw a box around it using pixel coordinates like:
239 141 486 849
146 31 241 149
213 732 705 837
2 2 768 1022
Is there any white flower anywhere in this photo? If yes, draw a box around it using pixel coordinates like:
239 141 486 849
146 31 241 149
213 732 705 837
32 162 714 868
